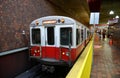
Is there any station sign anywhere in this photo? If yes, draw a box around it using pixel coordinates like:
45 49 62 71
90 12 100 24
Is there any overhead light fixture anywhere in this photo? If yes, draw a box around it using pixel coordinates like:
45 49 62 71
115 15 119 18
107 22 109 24
109 10 114 15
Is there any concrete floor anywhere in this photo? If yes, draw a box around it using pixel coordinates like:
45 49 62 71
91 34 120 78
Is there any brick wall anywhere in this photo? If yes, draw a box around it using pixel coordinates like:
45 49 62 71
0 0 67 52
112 19 120 48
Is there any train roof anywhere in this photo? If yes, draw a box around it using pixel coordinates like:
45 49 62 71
30 16 86 27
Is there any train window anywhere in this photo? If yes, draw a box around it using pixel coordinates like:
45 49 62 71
47 27 54 45
76 29 80 45
81 29 83 41
87 30 90 37
32 28 41 44
60 27 72 45
84 28 86 39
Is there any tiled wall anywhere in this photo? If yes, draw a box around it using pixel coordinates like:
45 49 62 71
0 0 66 52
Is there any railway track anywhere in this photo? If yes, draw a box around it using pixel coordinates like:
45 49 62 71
15 64 70 78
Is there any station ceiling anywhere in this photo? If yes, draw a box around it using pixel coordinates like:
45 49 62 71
48 0 120 26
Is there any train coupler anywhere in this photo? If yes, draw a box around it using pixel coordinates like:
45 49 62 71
41 65 55 73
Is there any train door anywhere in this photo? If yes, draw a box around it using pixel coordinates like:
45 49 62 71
44 26 56 59
60 26 73 62
30 28 42 57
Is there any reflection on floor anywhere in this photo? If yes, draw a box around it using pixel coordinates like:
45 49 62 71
91 34 120 78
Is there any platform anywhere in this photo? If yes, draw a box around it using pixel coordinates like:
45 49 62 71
91 33 120 78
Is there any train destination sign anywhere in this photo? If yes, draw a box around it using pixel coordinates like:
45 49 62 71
42 20 57 25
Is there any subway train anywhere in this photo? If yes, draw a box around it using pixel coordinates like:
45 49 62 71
29 16 92 70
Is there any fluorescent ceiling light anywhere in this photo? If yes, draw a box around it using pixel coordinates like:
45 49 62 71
109 10 114 15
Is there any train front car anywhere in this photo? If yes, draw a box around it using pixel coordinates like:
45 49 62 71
29 16 90 68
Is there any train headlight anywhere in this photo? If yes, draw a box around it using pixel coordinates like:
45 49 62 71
61 18 65 23
35 20 39 25
33 54 35 56
38 50 40 52
34 50 37 53
62 52 65 55
58 18 65 23
66 52 70 56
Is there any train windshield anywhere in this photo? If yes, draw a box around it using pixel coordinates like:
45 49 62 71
32 28 41 44
47 27 54 45
60 27 72 45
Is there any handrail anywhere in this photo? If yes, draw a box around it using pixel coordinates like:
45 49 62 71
0 47 28 56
